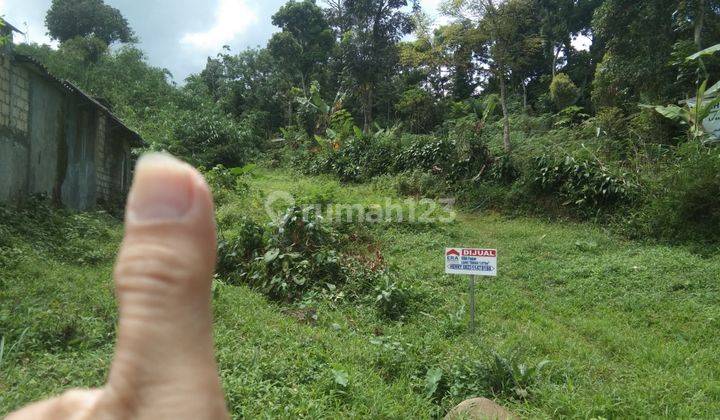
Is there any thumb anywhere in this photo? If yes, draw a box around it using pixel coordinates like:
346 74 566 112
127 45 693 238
98 154 228 419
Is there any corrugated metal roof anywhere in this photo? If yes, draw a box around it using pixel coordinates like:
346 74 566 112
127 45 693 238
13 53 146 147
1 19 24 35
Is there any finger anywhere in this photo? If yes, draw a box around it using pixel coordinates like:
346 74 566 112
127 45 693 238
97 153 227 418
6 389 102 420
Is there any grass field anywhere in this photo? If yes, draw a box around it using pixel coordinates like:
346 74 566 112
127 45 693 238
2 166 719 418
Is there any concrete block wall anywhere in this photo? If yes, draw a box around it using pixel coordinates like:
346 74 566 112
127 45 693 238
10 63 29 135
0 55 11 127
0 55 30 203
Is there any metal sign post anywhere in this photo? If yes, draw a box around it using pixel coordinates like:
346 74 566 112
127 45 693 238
445 248 497 334
468 275 476 333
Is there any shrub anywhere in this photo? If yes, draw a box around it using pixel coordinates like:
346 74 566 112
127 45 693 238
170 106 260 168
531 154 637 213
201 164 252 205
373 273 410 320
549 73 579 110
217 218 264 279
594 107 632 158
246 207 343 301
396 87 440 134
392 170 447 198
643 147 720 243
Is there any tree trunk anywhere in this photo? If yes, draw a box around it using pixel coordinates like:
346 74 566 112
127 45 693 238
363 85 373 133
521 81 528 113
287 98 293 127
695 0 706 48
499 75 511 153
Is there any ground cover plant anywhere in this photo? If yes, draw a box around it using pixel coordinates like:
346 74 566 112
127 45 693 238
3 168 720 418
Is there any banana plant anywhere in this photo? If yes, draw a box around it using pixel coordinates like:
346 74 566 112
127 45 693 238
296 80 347 135
643 43 720 143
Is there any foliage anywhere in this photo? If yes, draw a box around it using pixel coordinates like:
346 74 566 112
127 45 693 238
641 145 720 243
45 0 135 44
202 164 253 205
441 352 550 403
168 107 261 168
549 73 579 110
338 0 416 130
531 154 637 211
373 273 410 320
268 0 335 93
645 78 720 142
396 87 440 133
217 218 265 278
7 169 720 417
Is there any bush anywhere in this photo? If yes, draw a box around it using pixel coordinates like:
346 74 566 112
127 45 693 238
217 218 264 279
642 147 720 243
531 154 638 213
396 88 440 134
246 206 343 301
549 73 579 110
441 352 551 404
170 106 260 168
374 273 410 320
201 164 252 205
391 170 446 197
594 107 632 158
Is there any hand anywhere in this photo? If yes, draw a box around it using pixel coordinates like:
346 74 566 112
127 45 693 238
7 154 230 420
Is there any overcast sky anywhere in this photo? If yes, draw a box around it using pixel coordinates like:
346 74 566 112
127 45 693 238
1 0 445 83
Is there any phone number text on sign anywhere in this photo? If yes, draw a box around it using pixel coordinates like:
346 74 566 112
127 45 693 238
445 248 497 276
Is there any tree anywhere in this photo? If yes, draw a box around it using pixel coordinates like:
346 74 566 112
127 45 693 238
399 14 482 100
399 13 451 97
536 0 601 77
443 0 541 152
676 0 720 49
46 0 135 45
550 72 579 109
268 0 335 94
590 0 718 106
198 47 289 132
435 21 482 100
336 0 417 131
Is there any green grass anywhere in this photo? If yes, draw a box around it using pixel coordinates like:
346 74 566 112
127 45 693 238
2 167 720 418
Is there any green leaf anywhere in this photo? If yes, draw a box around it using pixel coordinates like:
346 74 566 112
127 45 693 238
264 248 280 263
424 368 443 398
332 369 349 387
687 43 720 61
353 125 363 138
651 105 685 121
230 164 256 176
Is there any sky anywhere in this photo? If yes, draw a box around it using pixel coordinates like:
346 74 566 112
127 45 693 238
1 0 447 83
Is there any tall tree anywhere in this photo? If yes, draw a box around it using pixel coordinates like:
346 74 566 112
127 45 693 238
591 0 692 107
336 0 417 131
268 0 335 94
444 0 541 152
45 0 135 45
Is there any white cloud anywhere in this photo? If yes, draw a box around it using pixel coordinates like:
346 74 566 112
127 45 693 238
180 0 257 51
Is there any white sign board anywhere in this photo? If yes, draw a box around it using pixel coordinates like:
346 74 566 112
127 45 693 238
445 248 497 276
703 103 720 140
